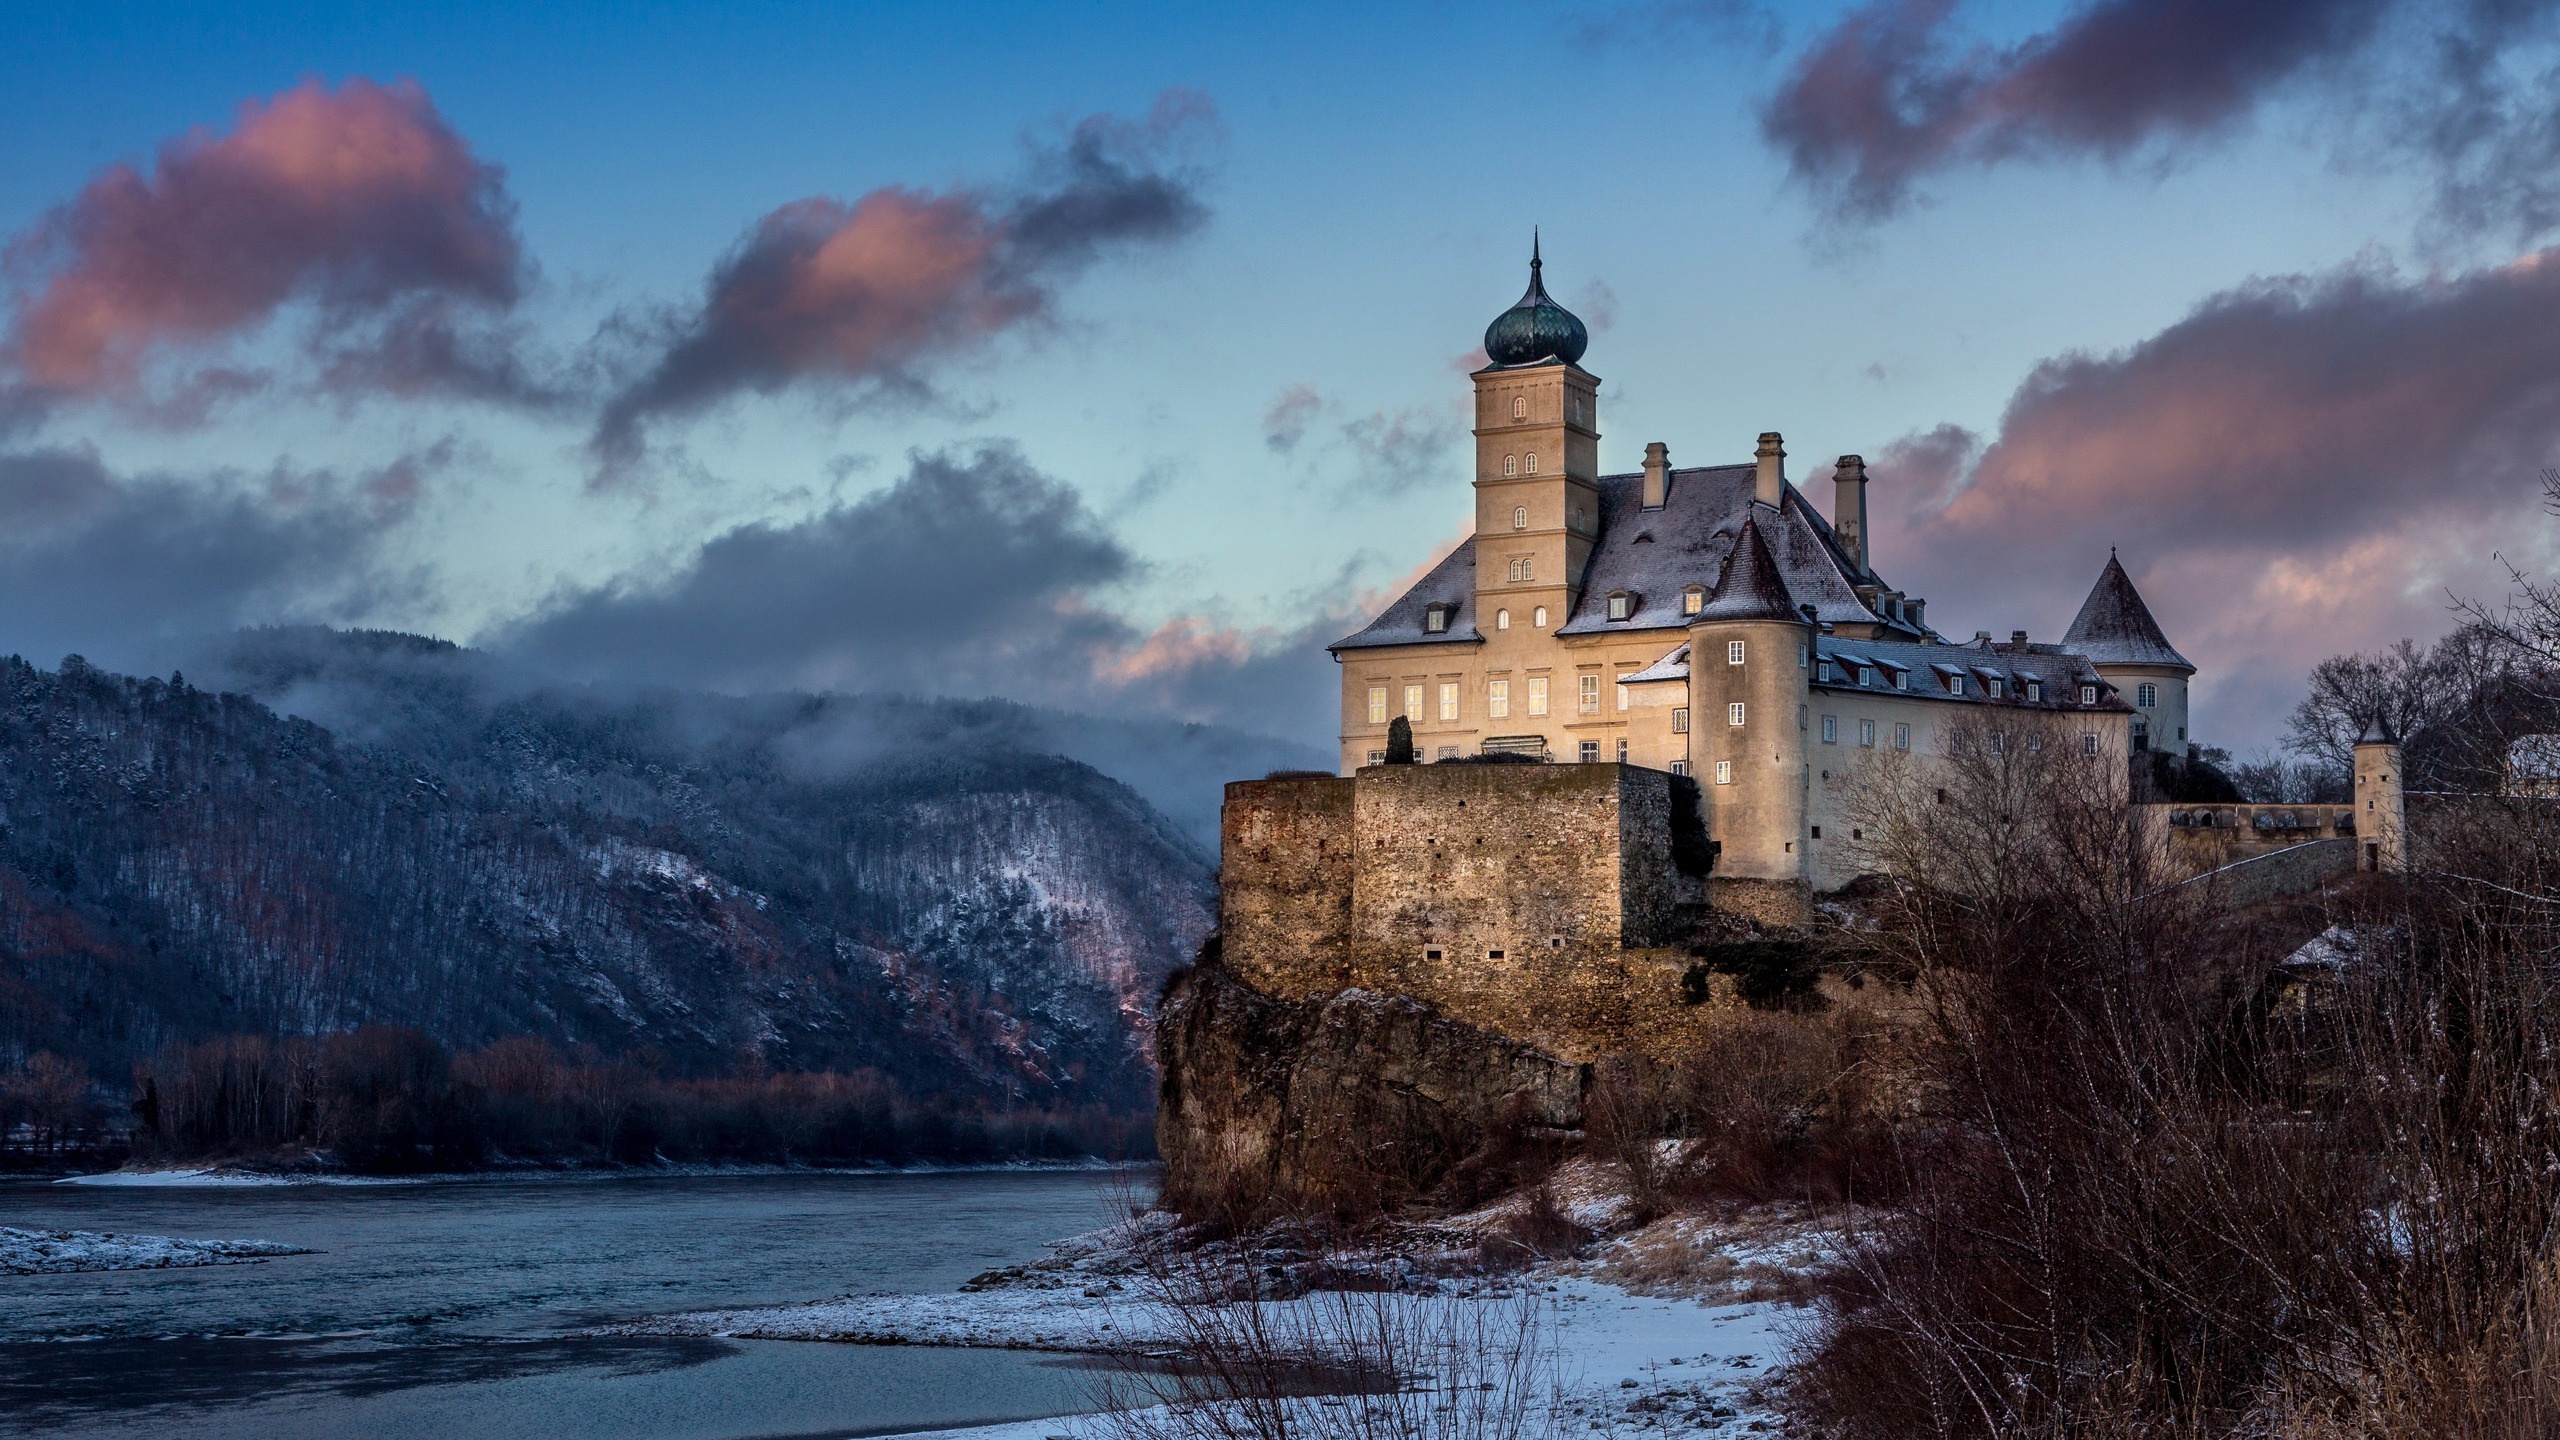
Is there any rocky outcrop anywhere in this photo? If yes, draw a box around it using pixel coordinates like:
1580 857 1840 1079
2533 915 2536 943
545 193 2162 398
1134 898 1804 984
1155 956 1586 1220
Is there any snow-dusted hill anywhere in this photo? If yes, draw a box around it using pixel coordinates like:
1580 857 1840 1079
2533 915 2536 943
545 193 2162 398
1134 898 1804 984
0 632 1233 1109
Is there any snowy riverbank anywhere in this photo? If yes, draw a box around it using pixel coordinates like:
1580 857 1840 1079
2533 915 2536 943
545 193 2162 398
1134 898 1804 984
51 1157 1145 1187
0 1224 313 1275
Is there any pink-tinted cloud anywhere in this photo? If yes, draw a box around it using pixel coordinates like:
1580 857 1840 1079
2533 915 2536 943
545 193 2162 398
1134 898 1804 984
1865 249 2560 745
1759 0 2544 224
592 91 1215 476
3 78 524 414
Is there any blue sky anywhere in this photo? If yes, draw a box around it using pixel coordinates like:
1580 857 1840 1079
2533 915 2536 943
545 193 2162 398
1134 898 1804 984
1 0 2551 756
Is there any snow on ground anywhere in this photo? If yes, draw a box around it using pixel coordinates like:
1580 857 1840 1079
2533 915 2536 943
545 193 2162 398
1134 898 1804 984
56 1157 1136 1187
609 1202 1824 1436
0 1225 314 1275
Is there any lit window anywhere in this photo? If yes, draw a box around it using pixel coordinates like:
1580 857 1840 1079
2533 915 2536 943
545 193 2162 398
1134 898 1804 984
2082 733 2100 756
1533 606 1548 626
1439 682 1459 721
1503 454 1518 477
1615 738 1628 763
1496 608 1510 631
1367 687 1387 724
1821 714 1838 744
2137 682 2157 708
1404 684 1423 718
1616 677 1631 712
1511 394 1527 421
1513 506 1528 530
1579 740 1600 763
1728 701 1747 727
1670 760 1689 776
1683 588 1704 616
1528 676 1550 717
1524 453 1539 475
1671 707 1689 733
1894 723 1910 751
1859 718 1875 748
1714 760 1733 785
2080 684 2098 704
1579 674 1601 714
1607 592 1632 621
1489 679 1510 718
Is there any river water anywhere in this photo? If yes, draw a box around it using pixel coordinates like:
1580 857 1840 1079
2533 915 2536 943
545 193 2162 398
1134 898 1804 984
0 1169 1130 1440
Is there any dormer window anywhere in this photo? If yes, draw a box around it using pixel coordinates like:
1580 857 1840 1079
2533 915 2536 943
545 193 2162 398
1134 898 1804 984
1513 506 1528 530
1892 670 1908 691
1945 674 1964 696
1858 666 1874 687
1423 603 1452 634
1606 591 1634 621
1511 395 1527 421
1681 586 1704 615
1816 660 1834 682
2027 679 2044 703
2080 684 2099 705
1989 677 2006 699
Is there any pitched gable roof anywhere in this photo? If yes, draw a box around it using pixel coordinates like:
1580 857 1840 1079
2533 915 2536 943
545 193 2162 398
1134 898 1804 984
1695 511 1803 623
2062 552 2193 672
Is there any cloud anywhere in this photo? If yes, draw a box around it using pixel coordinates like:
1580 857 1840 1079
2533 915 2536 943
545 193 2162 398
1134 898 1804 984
1570 0 1782 53
1341 406 1463 493
500 441 1332 738
1868 248 2560 745
2 78 527 419
1263 384 1322 454
0 443 437 669
1760 0 2560 233
590 91 1216 478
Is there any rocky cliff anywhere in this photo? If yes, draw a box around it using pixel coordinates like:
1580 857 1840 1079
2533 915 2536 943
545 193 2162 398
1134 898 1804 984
1155 956 1586 1219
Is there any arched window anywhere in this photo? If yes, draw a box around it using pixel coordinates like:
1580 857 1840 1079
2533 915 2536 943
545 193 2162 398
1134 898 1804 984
1524 453 1539 475
1495 608 1510 631
1502 455 1517 477
1512 506 1527 530
1511 395 1527 421
1533 606 1548 627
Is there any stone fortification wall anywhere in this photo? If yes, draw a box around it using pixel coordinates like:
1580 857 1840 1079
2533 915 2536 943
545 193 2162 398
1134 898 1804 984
2165 837 2355 908
1220 762 1714 1061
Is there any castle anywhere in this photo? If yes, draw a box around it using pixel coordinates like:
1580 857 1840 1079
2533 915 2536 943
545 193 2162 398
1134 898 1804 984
1324 243 2192 894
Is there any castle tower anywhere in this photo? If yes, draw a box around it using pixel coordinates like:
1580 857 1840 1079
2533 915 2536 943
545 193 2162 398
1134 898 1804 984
2063 550 2195 756
1687 514 1811 888
1471 236 1601 630
2354 715 2408 874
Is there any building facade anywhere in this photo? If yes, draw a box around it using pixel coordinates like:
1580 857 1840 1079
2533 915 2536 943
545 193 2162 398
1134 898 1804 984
1330 248 2187 892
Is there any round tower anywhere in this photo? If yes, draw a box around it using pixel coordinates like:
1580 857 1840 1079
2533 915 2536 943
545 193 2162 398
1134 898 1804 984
1687 514 1811 888
2353 716 2407 874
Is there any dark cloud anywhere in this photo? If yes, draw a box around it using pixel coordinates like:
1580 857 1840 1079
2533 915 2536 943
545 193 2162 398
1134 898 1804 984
1340 406 1463 494
1 79 530 420
0 444 436 671
1867 249 2560 743
1762 0 2560 233
501 442 1336 743
589 92 1217 479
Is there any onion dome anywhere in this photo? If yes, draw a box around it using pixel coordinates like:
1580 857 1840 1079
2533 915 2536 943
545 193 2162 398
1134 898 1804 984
1482 232 1588 368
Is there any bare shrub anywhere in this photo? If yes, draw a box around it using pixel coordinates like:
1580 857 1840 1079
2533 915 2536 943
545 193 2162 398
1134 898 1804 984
1093 1225 1564 1440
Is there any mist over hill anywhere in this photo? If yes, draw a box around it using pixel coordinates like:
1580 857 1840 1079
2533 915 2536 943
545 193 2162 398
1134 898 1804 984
0 629 1318 1115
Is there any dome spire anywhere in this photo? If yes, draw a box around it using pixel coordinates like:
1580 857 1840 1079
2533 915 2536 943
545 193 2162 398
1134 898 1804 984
1483 231 1587 368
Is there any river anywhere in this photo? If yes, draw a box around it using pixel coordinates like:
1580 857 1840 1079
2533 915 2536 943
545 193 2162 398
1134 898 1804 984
0 1168 1131 1440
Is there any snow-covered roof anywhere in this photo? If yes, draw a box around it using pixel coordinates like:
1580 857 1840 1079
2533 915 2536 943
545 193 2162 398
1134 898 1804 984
2063 552 2194 672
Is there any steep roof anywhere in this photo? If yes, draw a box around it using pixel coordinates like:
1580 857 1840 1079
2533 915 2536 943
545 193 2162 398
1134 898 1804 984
2062 552 2194 673
1328 539 1483 651
1695 512 1802 623
1815 635 2131 712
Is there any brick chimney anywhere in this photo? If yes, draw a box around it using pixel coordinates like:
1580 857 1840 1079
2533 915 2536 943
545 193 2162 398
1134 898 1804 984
1641 442 1669 509
1832 454 1868 576
2010 629 2028 652
1754 432 1785 509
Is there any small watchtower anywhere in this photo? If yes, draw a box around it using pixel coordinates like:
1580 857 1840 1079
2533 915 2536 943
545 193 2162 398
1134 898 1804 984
2353 715 2407 874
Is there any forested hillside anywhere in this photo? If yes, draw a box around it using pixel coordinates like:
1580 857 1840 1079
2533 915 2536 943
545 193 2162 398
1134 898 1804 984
0 634 1221 1117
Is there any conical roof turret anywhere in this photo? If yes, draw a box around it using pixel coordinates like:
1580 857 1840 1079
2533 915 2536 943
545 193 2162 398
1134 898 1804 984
1695 513 1803 624
2063 550 2193 671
